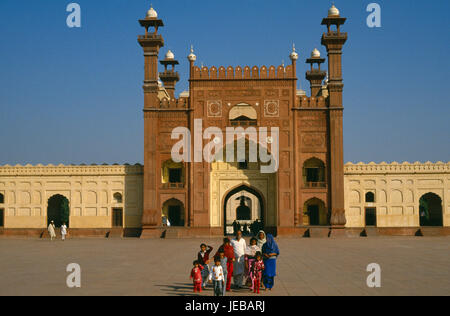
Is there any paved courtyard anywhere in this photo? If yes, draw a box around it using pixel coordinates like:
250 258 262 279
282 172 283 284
0 237 449 296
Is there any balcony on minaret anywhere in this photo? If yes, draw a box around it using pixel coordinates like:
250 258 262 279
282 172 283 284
321 5 347 44
306 49 327 98
138 6 164 46
159 50 180 100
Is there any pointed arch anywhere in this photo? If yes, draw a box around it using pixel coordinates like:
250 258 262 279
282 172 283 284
47 194 70 228
303 197 329 226
162 198 185 227
303 157 326 188
419 193 443 227
222 184 265 236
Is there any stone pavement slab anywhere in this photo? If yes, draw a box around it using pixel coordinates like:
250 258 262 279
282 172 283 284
0 237 449 296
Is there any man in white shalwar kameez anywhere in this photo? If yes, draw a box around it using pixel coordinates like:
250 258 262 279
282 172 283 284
231 230 247 288
61 223 68 241
48 221 56 241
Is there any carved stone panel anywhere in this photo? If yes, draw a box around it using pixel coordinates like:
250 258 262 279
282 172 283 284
207 100 222 117
264 100 280 118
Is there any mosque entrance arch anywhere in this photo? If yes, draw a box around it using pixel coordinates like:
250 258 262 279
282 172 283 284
223 185 265 236
209 138 278 235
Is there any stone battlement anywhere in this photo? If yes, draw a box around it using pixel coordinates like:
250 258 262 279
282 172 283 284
344 161 450 174
153 96 189 109
0 164 143 176
296 96 327 108
190 65 296 80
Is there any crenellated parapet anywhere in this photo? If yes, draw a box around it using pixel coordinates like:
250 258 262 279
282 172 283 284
0 164 144 176
157 96 189 109
190 65 296 80
344 161 450 175
296 95 327 108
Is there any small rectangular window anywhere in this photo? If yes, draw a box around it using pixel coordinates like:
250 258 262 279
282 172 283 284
238 161 248 170
168 168 182 183
306 168 319 182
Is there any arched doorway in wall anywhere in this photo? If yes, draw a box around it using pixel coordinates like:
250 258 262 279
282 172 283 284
303 198 329 226
223 185 264 236
419 193 443 227
47 195 70 228
162 199 185 227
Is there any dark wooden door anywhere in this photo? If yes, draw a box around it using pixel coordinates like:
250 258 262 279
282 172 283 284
308 205 319 226
112 208 123 227
169 206 182 226
365 208 377 226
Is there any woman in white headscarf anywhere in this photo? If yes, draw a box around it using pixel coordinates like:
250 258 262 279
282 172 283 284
256 230 266 249
48 221 56 241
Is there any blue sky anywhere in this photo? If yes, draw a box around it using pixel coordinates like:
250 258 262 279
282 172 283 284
0 0 448 165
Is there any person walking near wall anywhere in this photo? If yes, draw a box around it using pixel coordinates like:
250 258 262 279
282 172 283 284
48 221 56 241
61 222 68 241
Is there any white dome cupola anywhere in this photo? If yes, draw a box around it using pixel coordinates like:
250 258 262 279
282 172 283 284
328 4 340 17
165 50 175 60
311 48 321 58
147 5 158 19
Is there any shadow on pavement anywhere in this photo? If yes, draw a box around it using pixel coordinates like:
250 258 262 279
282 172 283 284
156 283 205 296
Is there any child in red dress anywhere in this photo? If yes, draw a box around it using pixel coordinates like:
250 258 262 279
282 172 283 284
251 252 265 294
190 260 204 293
214 238 235 292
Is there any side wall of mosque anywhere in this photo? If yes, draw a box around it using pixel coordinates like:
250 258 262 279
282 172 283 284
0 165 143 233
0 162 448 235
344 162 449 229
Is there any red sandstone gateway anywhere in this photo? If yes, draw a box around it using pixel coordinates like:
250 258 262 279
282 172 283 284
138 5 347 238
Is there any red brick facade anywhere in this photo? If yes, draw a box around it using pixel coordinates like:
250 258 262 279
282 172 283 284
138 8 347 237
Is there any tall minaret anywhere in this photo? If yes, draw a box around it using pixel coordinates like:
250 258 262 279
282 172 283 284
159 50 180 100
321 4 348 227
138 5 165 235
306 48 327 97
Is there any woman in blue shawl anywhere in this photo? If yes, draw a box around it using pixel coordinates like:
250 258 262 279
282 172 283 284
261 234 279 290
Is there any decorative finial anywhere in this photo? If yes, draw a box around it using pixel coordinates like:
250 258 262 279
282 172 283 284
311 48 321 58
290 42 299 61
188 44 197 62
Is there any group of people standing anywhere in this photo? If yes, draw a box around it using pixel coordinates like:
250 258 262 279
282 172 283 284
47 221 68 241
232 220 264 236
190 230 280 296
